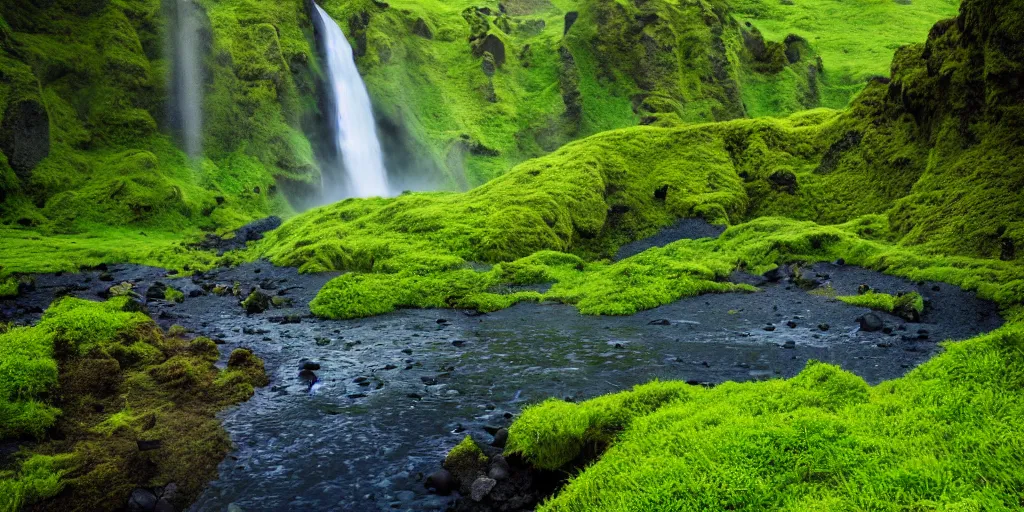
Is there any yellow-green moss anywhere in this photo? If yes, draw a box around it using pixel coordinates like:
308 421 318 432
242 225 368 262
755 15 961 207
509 326 1024 511
0 298 269 511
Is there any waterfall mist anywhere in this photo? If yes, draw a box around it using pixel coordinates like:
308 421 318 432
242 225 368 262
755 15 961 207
167 0 203 159
312 3 390 201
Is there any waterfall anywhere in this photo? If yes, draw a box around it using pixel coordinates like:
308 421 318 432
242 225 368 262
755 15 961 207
169 0 203 159
313 3 390 200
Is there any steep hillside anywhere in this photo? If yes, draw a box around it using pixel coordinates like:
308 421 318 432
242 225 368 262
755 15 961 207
0 0 321 235
322 0 957 185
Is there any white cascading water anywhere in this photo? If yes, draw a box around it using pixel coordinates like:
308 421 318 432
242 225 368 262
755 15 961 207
172 0 202 158
314 3 390 200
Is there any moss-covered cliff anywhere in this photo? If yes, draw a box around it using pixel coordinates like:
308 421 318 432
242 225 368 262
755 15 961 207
324 0 956 186
0 0 321 236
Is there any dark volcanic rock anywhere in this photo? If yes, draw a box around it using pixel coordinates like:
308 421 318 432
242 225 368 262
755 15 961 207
857 313 885 332
768 169 798 193
491 428 508 448
425 469 456 495
471 476 497 501
128 488 158 512
192 216 282 254
473 34 506 67
0 98 50 178
145 282 168 301
241 290 272 314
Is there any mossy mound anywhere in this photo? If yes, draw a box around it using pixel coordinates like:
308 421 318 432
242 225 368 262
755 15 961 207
0 297 268 511
508 331 1024 509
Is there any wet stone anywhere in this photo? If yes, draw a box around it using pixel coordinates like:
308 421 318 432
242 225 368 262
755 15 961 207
858 313 885 332
471 477 497 502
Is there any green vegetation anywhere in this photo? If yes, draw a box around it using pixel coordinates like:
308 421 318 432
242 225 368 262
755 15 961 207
508 327 1024 509
326 0 957 186
5 0 1024 508
0 276 17 298
731 0 960 114
837 291 924 317
0 297 268 511
0 0 321 259
0 0 962 270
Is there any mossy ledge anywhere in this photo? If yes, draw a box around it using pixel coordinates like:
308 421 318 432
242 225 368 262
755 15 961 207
0 297 268 512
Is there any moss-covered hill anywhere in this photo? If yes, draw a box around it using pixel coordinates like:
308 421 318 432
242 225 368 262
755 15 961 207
0 0 957 249
328 0 958 185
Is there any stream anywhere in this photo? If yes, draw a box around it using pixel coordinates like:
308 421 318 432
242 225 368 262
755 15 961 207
1 237 1003 511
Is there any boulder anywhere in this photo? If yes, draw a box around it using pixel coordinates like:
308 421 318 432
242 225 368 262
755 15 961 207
128 488 158 512
491 428 508 448
471 476 497 501
241 290 272 314
425 469 456 495
473 34 506 67
0 99 50 179
145 282 169 301
857 313 885 332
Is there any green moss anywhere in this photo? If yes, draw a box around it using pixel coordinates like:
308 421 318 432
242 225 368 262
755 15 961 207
0 298 269 510
0 454 75 512
0 0 318 249
513 326 1024 511
731 0 959 111
837 291 924 317
163 286 184 303
837 291 898 312
0 276 17 298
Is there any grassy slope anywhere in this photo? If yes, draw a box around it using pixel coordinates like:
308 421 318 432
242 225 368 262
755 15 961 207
0 297 267 512
732 0 960 115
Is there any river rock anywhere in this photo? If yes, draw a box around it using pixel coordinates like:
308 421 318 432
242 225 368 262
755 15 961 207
145 282 168 301
491 428 508 448
425 469 455 495
488 464 509 481
857 313 885 332
471 476 497 501
242 290 272 314
128 488 158 512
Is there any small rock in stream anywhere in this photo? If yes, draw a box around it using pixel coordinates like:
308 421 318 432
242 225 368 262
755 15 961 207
857 313 885 332
425 469 455 495
491 428 508 448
